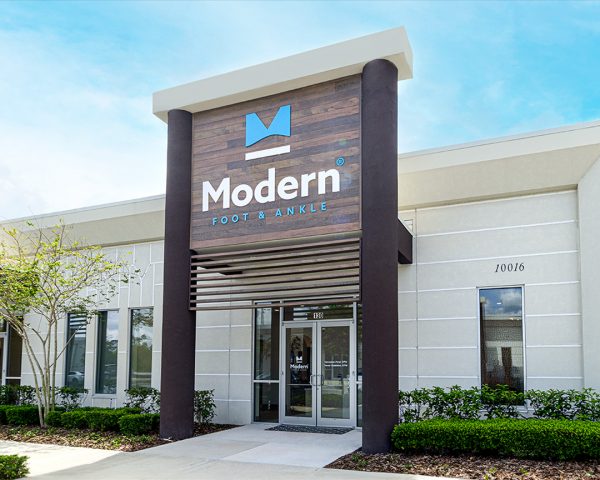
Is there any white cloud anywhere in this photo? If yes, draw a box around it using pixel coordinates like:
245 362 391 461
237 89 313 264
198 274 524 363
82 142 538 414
0 26 166 220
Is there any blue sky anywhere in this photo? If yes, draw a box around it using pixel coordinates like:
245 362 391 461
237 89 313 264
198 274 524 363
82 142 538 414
1 1 599 219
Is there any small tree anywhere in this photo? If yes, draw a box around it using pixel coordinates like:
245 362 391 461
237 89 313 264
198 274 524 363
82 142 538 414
0 222 130 426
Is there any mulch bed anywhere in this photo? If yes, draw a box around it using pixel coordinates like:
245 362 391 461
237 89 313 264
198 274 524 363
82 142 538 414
0 423 236 452
327 450 600 479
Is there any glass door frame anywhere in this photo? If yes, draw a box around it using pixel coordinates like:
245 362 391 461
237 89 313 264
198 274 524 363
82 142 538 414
280 321 317 426
316 320 356 428
279 311 356 427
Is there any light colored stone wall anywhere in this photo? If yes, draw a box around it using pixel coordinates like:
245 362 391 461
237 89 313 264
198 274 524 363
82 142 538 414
20 240 164 408
398 190 583 391
577 156 600 391
194 308 253 424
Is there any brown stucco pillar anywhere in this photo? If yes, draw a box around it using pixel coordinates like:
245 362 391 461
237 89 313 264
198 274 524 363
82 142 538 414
159 109 196 439
360 59 399 453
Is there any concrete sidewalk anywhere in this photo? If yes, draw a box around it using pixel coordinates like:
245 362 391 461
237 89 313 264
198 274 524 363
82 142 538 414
0 440 119 477
3 424 448 479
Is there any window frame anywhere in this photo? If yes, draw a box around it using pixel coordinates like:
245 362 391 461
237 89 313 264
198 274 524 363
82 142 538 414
64 313 87 389
251 304 281 423
128 307 154 390
477 285 527 392
94 309 120 396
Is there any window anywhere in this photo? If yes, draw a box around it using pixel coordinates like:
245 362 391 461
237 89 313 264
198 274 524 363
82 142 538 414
96 311 119 394
129 308 153 388
253 307 279 422
6 326 23 386
479 287 524 392
65 314 87 389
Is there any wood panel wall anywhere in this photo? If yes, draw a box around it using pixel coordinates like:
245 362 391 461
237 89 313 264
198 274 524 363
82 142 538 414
190 75 361 250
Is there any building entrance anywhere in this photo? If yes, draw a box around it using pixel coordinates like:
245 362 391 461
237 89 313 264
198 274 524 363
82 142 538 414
280 310 356 427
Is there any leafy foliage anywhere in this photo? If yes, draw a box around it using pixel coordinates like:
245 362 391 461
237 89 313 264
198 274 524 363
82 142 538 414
118 413 159 436
399 386 600 423
525 388 600 421
45 410 63 427
392 419 600 460
84 410 123 431
59 410 89 429
0 406 13 425
0 454 29 480
55 386 88 411
0 223 134 426
5 406 40 426
124 387 160 414
399 385 524 422
194 390 216 424
0 385 35 406
54 407 142 431
481 384 524 419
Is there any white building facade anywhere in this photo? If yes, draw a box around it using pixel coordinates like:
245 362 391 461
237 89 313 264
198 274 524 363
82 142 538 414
2 119 600 425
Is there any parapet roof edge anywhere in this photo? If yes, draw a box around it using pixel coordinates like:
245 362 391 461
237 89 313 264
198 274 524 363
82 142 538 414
1 194 166 226
152 27 413 122
398 118 600 174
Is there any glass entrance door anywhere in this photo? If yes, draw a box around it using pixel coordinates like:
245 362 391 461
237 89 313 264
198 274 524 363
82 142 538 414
281 320 355 427
317 322 353 426
282 323 315 425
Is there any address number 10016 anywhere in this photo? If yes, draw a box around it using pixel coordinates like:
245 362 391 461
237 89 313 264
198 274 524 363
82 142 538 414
495 262 525 273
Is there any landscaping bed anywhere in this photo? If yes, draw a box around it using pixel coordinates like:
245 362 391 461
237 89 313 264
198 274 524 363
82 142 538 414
0 423 236 452
327 450 600 479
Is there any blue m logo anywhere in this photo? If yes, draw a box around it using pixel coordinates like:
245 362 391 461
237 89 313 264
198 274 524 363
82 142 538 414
245 105 291 147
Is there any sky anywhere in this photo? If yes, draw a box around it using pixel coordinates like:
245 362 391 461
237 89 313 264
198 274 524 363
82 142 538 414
1 1 599 219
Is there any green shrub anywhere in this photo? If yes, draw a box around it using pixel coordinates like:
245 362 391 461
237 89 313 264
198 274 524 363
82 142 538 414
60 409 90 429
392 419 600 460
429 385 483 420
55 387 88 411
0 406 14 425
481 384 524 419
124 387 160 413
194 390 215 424
45 410 64 427
525 389 600 421
5 406 39 426
399 386 484 422
0 387 16 406
115 407 143 415
399 385 528 422
85 410 122 431
118 413 159 436
14 386 36 406
0 385 36 406
0 454 29 480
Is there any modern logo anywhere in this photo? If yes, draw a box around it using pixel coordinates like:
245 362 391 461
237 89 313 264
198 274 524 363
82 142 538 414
244 104 291 161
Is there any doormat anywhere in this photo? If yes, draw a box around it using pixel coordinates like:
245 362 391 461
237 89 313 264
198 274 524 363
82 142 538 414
267 425 354 435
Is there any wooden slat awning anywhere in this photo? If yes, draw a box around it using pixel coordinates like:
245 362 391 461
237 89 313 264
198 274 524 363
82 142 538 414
190 237 360 310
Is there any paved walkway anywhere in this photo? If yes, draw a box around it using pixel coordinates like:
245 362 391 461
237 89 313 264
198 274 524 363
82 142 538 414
2 424 447 479
0 440 118 477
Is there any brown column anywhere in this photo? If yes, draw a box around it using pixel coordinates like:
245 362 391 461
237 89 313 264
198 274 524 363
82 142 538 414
159 109 196 439
360 59 399 453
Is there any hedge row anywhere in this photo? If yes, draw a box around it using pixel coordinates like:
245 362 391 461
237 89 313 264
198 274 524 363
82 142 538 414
0 405 157 436
0 406 39 426
392 419 600 460
399 386 600 422
46 408 159 435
